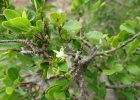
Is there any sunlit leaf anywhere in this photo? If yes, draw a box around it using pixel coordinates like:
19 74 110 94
6 87 14 95
85 31 103 40
126 65 140 76
63 20 82 30
3 9 20 20
120 23 134 34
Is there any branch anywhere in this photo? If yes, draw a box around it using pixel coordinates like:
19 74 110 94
106 83 140 89
0 39 42 54
96 32 140 56
0 39 26 43
0 14 4 16
20 50 43 55
28 83 36 100
82 40 93 48
79 47 97 66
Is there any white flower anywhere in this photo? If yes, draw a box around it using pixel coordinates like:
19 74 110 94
53 46 68 59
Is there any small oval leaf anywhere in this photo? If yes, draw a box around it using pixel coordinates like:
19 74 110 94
6 87 14 95
63 20 82 30
85 31 103 40
3 9 20 20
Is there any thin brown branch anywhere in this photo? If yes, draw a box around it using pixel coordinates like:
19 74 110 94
0 39 26 43
96 32 140 56
106 83 140 89
82 40 93 49
0 39 42 55
93 64 102 72
0 14 4 16
20 50 43 55
28 83 36 100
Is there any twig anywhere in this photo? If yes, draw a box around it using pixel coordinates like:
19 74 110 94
96 32 140 56
133 88 140 94
0 14 4 16
20 50 43 55
0 39 42 55
82 40 93 49
65 52 76 56
106 83 140 89
79 47 97 66
28 83 36 100
93 64 102 72
3 0 7 8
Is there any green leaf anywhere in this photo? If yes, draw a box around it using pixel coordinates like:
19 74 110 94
17 54 32 64
72 39 81 51
2 78 13 86
64 73 72 80
126 65 140 76
22 11 27 18
123 92 135 100
98 82 106 98
85 31 103 40
58 62 68 72
10 17 31 31
134 51 140 55
45 85 60 99
2 92 24 100
3 9 20 20
92 0 101 11
36 20 44 32
60 28 71 39
15 87 26 95
117 73 132 84
128 39 139 53
112 37 120 48
14 77 20 85
100 1 106 8
0 88 5 98
2 21 24 33
103 69 115 75
120 23 134 34
32 0 45 9
52 68 60 75
112 64 123 72
78 0 85 5
50 12 66 26
0 43 22 50
43 5 57 12
85 69 93 78
7 68 19 81
53 91 65 99
0 51 9 60
39 62 49 70
56 78 72 87
42 68 49 79
63 20 82 30
27 10 36 21
125 20 138 28
6 87 14 95
117 30 129 42
2 17 31 33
